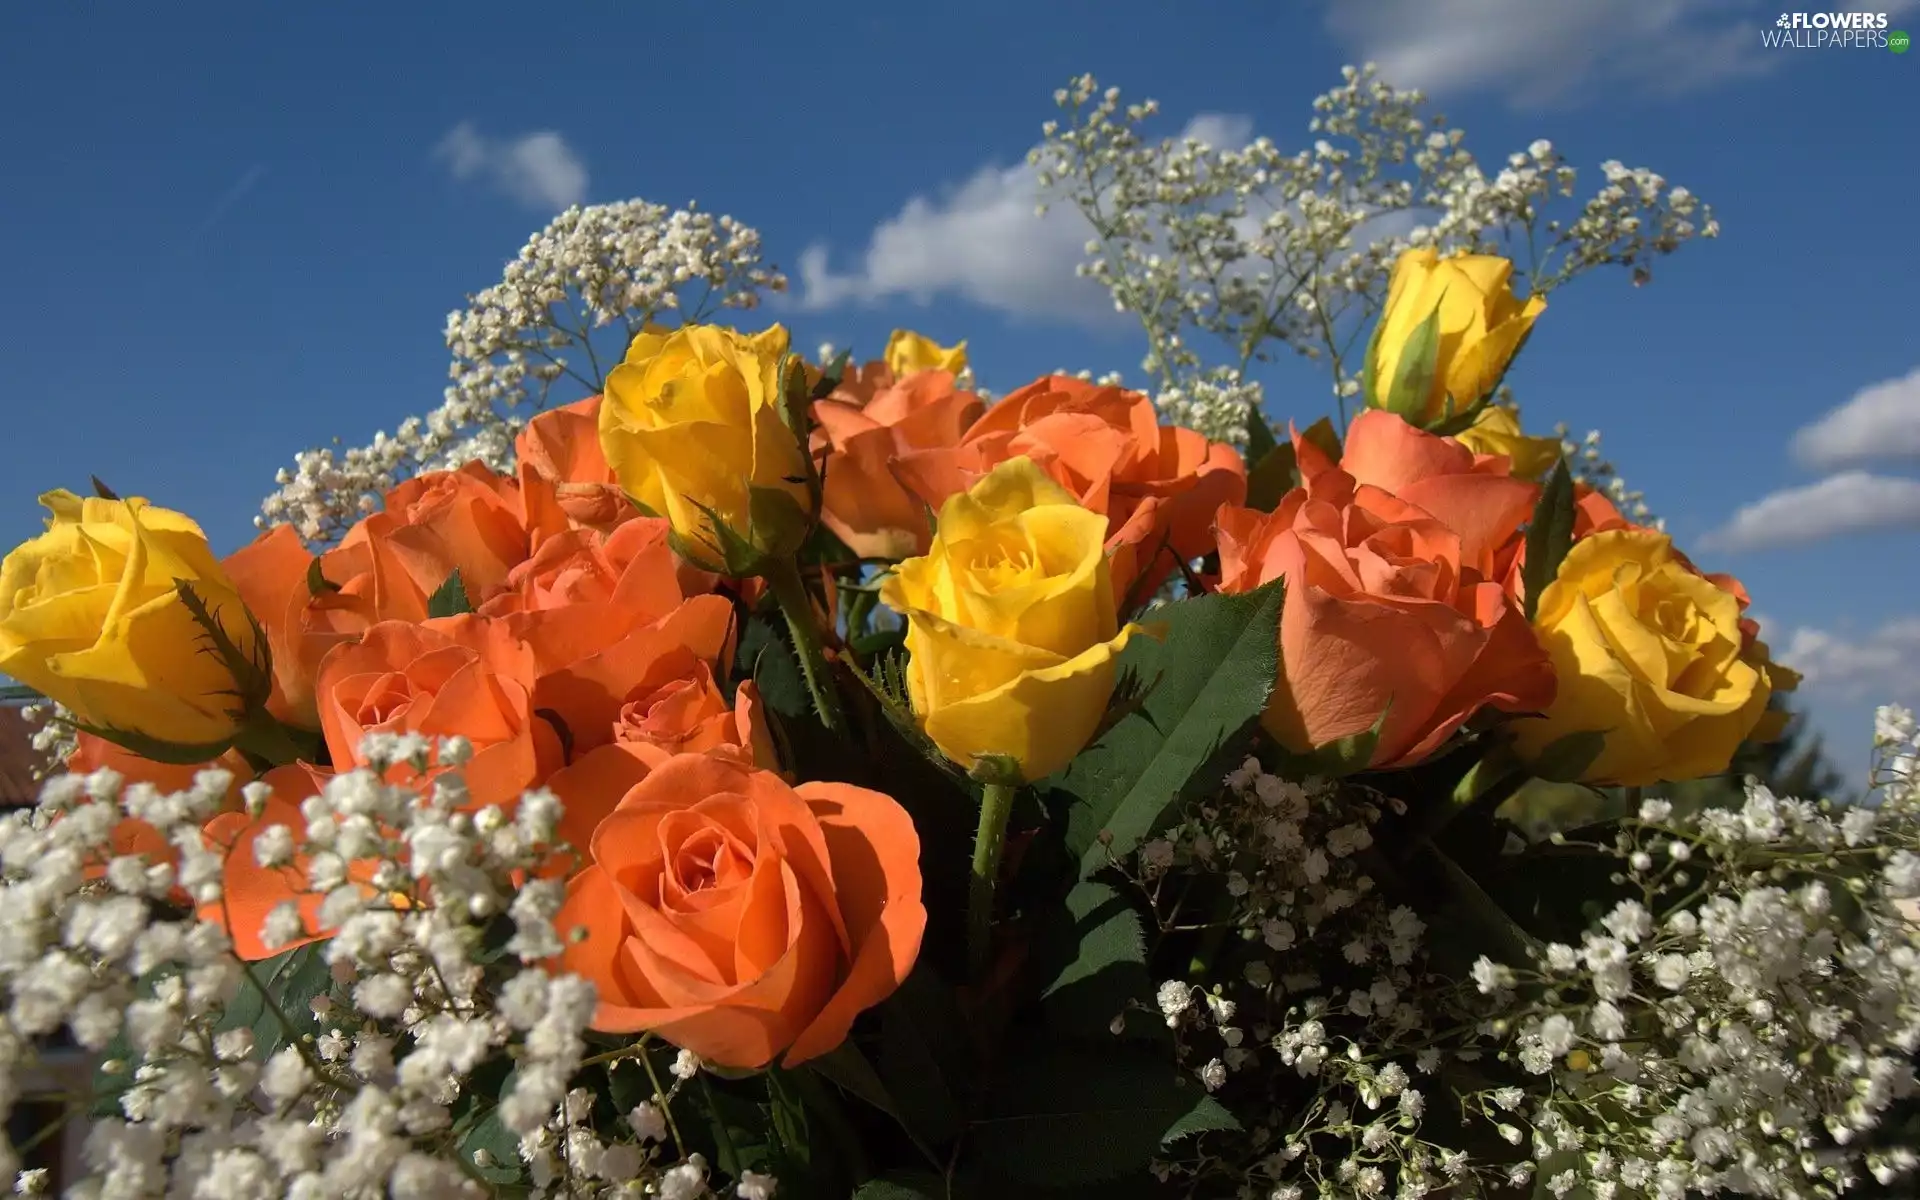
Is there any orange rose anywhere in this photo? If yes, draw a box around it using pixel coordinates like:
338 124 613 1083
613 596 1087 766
469 519 738 760
1216 412 1553 768
477 518 714 623
515 396 632 533
222 524 320 726
810 366 985 558
68 732 253 876
201 763 331 960
556 753 924 1068
538 691 777 863
380 461 547 601
894 376 1246 599
313 616 562 809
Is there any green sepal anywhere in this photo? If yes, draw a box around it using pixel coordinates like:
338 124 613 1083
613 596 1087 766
1521 459 1577 622
1380 304 1444 421
426 569 472 618
305 558 340 596
968 753 1024 788
1270 698 1392 778
1356 291 1393 411
60 715 237 767
1521 728 1609 784
747 483 812 563
173 578 274 713
1244 441 1299 512
90 475 121 501
1424 391 1496 438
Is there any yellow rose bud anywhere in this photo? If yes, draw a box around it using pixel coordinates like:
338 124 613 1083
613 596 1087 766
1512 529 1787 787
883 329 969 379
1453 404 1564 481
1368 248 1546 426
598 323 812 570
880 457 1137 782
0 491 262 746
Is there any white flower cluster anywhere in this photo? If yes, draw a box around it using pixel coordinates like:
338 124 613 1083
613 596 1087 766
1469 758 1920 1200
1122 762 1499 1198
15 701 76 782
258 201 786 546
0 734 765 1198
1031 67 1717 443
1126 709 1920 1199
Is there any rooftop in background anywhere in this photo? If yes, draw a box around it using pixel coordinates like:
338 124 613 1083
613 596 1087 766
0 705 47 808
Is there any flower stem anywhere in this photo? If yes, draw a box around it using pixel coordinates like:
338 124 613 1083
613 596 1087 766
765 557 846 733
969 781 1018 977
231 712 321 769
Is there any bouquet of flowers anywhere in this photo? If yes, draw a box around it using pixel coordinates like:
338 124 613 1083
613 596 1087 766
4 71 1918 1200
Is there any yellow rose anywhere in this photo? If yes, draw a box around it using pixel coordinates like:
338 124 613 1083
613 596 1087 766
0 491 261 745
884 329 968 379
880 457 1137 782
598 323 811 569
1512 529 1787 787
1453 404 1563 481
1367 248 1546 426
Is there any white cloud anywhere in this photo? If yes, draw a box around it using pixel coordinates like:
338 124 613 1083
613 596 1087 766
1791 366 1920 471
433 122 587 212
1776 616 1920 703
1702 471 1920 553
794 115 1252 328
1321 0 1802 102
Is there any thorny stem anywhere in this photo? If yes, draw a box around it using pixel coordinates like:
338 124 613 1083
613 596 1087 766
765 557 847 733
969 781 1019 977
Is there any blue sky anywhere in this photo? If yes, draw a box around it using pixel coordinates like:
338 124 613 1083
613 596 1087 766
2 1 1915 776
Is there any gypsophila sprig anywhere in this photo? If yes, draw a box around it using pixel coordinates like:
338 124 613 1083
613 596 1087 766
258 200 785 546
0 732 761 1198
1033 66 1717 441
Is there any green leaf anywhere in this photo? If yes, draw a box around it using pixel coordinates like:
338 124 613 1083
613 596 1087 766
456 1074 524 1187
0 683 45 705
968 1046 1240 1187
1243 441 1298 513
426 568 471 618
1524 728 1608 784
1298 415 1342 466
766 1067 813 1175
1034 881 1160 1042
1243 395 1277 461
1420 839 1542 966
90 475 120 500
1521 459 1576 622
1380 306 1443 420
876 967 969 1147
1059 581 1284 875
853 1177 947 1200
305 557 340 596
1161 1094 1241 1144
739 615 809 720
811 348 854 400
218 944 333 1066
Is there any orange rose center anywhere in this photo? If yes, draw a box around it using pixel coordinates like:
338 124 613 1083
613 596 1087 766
357 672 416 728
